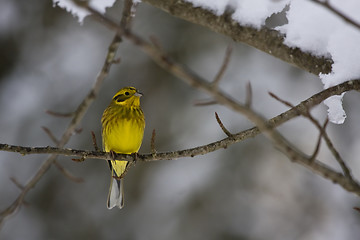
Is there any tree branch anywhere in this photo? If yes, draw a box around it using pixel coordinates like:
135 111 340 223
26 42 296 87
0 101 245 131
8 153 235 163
310 0 360 30
212 45 232 87
142 0 333 75
1 80 359 162
76 5 360 197
0 0 138 224
0 78 358 160
2 79 360 196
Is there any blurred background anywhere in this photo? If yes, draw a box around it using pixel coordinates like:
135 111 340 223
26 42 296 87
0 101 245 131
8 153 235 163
1 1 360 239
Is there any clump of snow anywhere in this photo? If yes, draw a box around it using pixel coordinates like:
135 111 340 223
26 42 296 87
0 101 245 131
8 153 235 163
324 94 346 124
185 0 289 28
276 1 341 57
53 0 116 23
231 0 290 28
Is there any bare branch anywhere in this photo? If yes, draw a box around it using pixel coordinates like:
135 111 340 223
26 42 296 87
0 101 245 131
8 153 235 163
41 126 60 145
10 177 24 190
91 131 99 152
309 119 328 162
151 129 157 155
45 110 74 118
310 0 360 31
193 99 217 106
245 82 253 108
215 112 233 138
2 81 358 162
321 122 353 180
1 81 360 197
269 91 294 108
270 92 354 181
54 161 84 183
212 45 232 87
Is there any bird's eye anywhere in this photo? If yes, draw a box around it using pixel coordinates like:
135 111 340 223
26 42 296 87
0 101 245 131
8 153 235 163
125 92 130 96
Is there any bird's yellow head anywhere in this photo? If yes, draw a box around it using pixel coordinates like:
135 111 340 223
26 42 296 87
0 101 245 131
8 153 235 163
111 87 142 107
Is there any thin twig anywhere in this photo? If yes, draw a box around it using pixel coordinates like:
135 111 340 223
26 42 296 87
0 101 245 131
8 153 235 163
212 45 232 87
310 0 360 31
45 110 74 118
270 92 354 181
321 123 353 180
54 161 84 183
43 125 83 182
193 99 217 106
151 129 157 155
10 177 24 190
41 126 60 145
215 112 233 138
91 131 99 151
269 91 294 108
245 82 252 108
309 119 328 162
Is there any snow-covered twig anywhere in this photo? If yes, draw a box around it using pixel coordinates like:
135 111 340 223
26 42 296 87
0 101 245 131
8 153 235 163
141 0 333 75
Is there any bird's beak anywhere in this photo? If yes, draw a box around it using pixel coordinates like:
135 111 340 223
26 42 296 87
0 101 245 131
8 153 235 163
135 91 143 97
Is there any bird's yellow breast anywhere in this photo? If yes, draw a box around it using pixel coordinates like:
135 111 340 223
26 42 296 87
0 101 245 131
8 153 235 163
102 105 145 177
103 117 145 154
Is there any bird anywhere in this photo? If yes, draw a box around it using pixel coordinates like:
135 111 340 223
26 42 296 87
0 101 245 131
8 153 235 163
101 86 145 209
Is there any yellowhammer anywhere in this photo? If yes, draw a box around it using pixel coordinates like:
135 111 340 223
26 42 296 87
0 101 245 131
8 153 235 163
101 87 145 209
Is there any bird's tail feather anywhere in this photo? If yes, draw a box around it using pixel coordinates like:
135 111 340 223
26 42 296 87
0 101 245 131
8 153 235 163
107 176 124 209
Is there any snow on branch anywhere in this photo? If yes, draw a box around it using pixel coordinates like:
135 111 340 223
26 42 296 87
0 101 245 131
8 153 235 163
142 0 333 76
142 0 360 124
